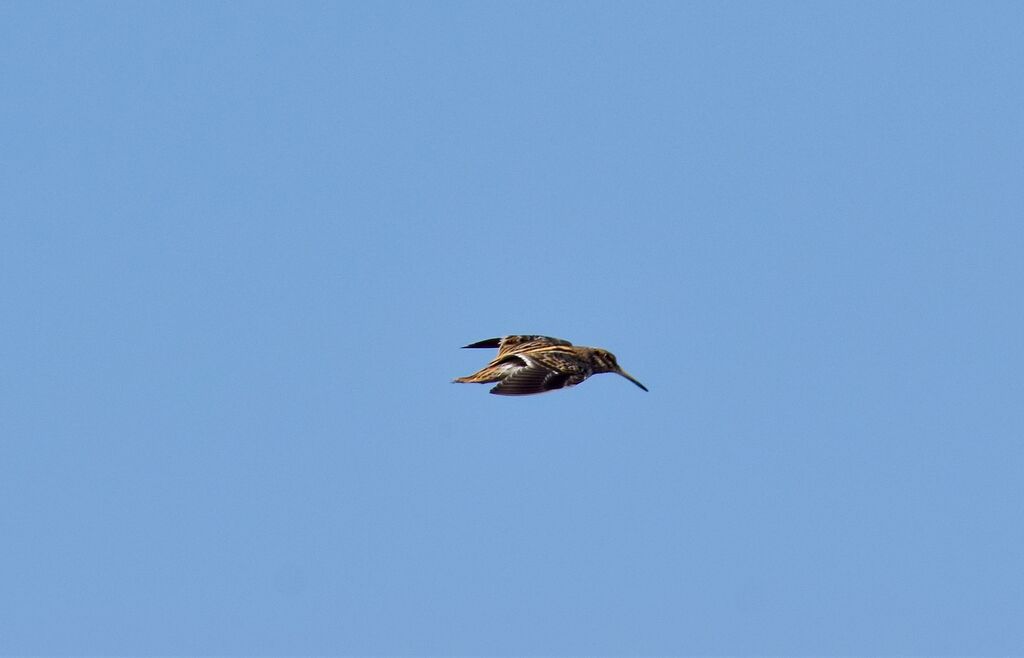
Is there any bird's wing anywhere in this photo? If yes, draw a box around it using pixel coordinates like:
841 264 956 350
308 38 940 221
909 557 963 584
489 351 587 396
462 335 572 356
489 365 569 396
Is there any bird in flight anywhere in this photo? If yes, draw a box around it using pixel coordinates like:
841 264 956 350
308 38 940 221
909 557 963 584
453 335 648 396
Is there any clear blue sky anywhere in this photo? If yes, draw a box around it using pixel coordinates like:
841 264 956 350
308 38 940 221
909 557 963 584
2 1 1022 655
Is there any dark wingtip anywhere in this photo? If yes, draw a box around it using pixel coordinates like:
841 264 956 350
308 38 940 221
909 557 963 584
462 338 502 349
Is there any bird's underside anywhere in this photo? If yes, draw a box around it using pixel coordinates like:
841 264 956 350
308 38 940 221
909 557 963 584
453 335 648 396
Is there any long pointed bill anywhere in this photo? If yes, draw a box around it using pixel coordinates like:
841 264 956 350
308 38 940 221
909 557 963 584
616 368 648 392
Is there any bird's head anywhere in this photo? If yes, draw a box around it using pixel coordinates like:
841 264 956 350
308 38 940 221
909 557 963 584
591 348 648 392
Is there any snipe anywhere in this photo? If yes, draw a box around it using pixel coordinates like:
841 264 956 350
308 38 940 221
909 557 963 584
453 335 648 396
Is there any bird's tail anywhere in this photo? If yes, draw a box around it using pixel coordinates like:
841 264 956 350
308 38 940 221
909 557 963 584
452 366 505 384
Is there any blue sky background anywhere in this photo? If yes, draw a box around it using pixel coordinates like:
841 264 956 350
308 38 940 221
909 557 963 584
2 1 1023 655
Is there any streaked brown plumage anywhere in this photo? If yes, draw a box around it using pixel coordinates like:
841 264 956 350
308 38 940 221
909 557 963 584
453 335 648 396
